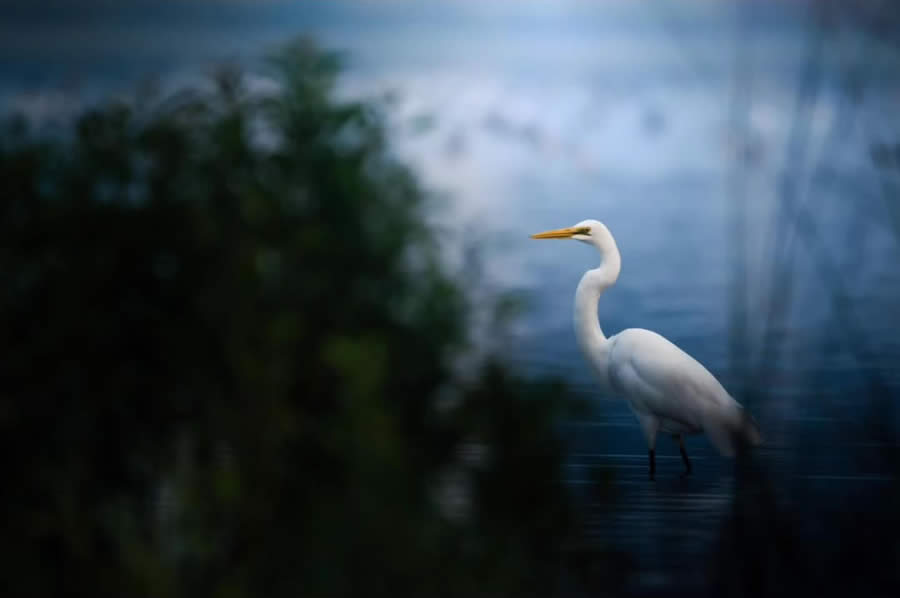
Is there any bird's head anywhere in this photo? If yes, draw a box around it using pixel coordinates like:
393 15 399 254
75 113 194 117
530 219 612 249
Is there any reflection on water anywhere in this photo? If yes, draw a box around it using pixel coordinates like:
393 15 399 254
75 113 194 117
566 419 735 591
559 412 898 592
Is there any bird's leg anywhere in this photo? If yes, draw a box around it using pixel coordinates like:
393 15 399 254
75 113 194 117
678 435 692 477
637 414 659 481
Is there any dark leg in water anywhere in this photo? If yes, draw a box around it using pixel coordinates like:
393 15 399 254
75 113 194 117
678 435 692 477
648 449 656 480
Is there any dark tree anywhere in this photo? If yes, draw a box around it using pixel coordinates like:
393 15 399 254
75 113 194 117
0 39 593 597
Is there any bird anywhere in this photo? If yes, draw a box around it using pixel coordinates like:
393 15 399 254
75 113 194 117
531 220 762 479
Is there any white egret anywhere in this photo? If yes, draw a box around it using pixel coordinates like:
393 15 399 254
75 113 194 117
531 220 761 479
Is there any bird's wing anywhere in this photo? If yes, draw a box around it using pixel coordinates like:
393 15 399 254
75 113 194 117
608 328 744 455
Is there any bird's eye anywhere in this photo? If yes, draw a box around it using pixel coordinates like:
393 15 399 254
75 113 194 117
576 227 591 235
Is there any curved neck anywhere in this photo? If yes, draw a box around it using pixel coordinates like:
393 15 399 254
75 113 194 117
574 257 620 344
574 242 621 386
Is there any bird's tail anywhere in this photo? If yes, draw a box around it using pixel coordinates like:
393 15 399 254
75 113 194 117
740 410 763 447
704 403 763 457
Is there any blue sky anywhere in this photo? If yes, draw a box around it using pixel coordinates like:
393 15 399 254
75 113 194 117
0 1 812 89
4 0 895 243
4 0 896 277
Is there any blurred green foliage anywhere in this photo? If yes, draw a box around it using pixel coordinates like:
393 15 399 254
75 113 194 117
0 39 598 597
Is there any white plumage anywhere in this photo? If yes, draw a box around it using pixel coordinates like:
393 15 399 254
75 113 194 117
532 219 761 478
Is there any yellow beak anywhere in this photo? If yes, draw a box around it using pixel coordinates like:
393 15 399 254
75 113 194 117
530 226 589 239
